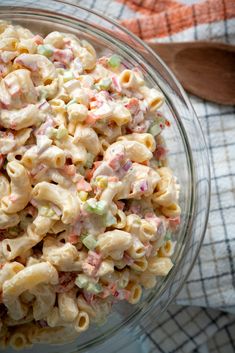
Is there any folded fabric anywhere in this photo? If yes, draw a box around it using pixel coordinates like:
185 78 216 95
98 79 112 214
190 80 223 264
119 0 235 41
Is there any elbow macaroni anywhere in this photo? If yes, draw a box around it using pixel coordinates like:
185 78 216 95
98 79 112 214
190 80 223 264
0 21 181 348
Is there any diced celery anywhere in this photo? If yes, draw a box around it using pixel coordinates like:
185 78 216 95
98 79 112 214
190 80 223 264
75 274 89 289
86 282 102 294
80 233 88 242
46 127 57 139
78 191 88 202
8 227 19 236
105 211 116 227
66 99 77 107
95 200 108 215
149 123 162 137
118 278 129 289
95 176 108 189
164 231 172 241
38 88 48 100
98 78 112 90
84 199 108 215
85 153 94 169
78 165 85 176
37 45 53 57
84 198 97 212
108 55 121 68
93 83 100 91
39 206 55 218
63 70 75 82
2 160 7 169
82 234 97 250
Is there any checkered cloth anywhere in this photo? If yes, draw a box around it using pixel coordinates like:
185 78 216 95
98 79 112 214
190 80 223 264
3 0 235 352
74 0 235 352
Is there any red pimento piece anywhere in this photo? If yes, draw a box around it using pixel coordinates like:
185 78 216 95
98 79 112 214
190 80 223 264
0 154 5 169
165 119 171 127
85 161 102 182
68 234 79 244
139 160 149 166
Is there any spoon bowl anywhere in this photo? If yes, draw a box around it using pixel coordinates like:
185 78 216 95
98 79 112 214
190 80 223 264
149 41 235 105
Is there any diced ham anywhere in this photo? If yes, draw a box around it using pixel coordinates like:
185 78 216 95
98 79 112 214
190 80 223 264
87 251 102 268
9 194 18 202
55 272 76 293
83 291 94 304
77 178 92 192
115 200 125 210
168 216 180 230
145 213 166 237
111 76 121 92
33 35 44 45
108 176 119 182
154 145 168 160
82 262 96 277
38 320 49 328
63 164 76 176
52 49 74 65
82 251 102 277
123 252 134 266
124 98 139 115
108 152 125 171
144 243 153 257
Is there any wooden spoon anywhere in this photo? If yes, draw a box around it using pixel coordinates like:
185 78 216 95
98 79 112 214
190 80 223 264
148 41 235 105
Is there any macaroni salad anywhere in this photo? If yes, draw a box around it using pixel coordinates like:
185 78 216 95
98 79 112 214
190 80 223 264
0 21 181 349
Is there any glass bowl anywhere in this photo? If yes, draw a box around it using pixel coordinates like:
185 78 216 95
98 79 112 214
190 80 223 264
0 1 210 352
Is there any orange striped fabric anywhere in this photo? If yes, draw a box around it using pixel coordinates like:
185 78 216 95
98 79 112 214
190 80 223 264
119 0 235 40
119 0 183 15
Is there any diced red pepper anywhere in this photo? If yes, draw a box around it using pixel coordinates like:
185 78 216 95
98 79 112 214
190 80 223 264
0 154 5 169
68 234 79 244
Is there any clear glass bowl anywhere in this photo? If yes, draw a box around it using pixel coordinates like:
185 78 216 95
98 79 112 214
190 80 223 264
0 1 210 352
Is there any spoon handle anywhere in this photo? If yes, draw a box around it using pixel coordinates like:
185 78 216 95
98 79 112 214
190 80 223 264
148 41 235 66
